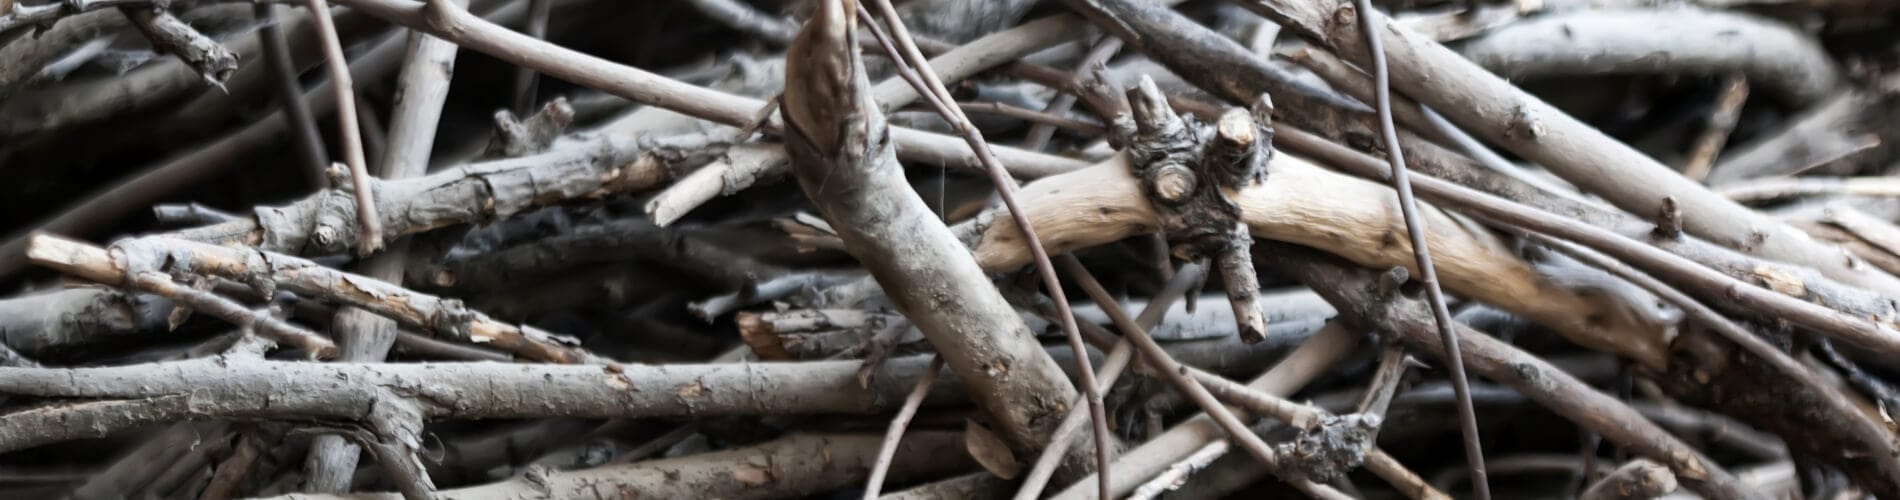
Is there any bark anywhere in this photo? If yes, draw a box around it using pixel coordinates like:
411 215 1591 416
1231 0 1900 296
1458 9 1839 107
777 0 1079 461
1262 243 1754 499
268 433 974 500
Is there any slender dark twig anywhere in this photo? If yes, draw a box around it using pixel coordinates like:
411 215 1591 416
861 1 1113 495
254 3 329 190
863 355 943 499
1352 0 1488 496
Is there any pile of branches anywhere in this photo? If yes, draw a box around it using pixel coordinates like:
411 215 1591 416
0 0 1897 497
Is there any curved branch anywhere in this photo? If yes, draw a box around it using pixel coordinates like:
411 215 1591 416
1459 9 1840 107
965 153 1669 368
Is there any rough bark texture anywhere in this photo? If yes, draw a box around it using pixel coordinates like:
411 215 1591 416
777 0 1078 459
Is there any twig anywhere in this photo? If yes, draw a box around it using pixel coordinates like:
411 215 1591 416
1232 0 1900 296
1023 36 1121 152
1055 256 1350 499
511 0 550 113
1355 345 1410 437
126 271 337 358
152 203 241 227
1720 176 1900 202
254 3 330 189
1013 260 1206 500
1457 9 1835 106
304 0 385 255
1265 243 1752 499
956 101 1106 135
863 355 943 499
1276 126 1900 368
778 0 1080 462
1128 440 1229 500
1528 233 1900 488
683 0 797 44
1682 74 1750 181
305 3 466 490
119 3 238 87
862 0 1112 490
1580 459 1679 500
270 433 974 499
28 234 600 364
1352 1 1488 495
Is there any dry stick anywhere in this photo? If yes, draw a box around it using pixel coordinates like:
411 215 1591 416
1682 74 1750 181
862 355 943 499
304 0 384 255
1022 36 1122 152
644 5 1134 228
129 272 337 358
956 101 1106 135
1056 256 1350 500
255 3 330 189
510 0 549 113
304 3 464 491
1280 128 1900 366
1720 176 1900 202
30 235 600 364
1579 460 1679 500
1232 0 1900 297
683 0 798 44
1013 260 1207 500
779 0 1080 464
1527 234 1900 487
1263 245 1754 499
1352 0 1488 496
1058 289 1447 500
118 3 240 87
863 0 1112 493
1128 440 1229 500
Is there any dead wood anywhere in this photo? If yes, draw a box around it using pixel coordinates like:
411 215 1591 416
6 0 1900 497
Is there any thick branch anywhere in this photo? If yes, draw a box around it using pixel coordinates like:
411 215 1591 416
778 0 1078 457
1231 0 1900 296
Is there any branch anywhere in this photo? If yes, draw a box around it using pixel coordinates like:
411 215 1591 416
119 3 239 87
1262 244 1753 499
1231 0 1900 296
29 234 600 364
1579 460 1679 500
778 0 1079 462
1458 9 1838 106
267 433 973 499
305 2 466 490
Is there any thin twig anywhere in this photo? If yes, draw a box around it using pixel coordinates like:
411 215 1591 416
1056 255 1350 500
1683 74 1749 181
1013 260 1205 500
303 0 385 255
253 3 330 189
1719 176 1900 202
1528 233 1900 485
1128 440 1229 500
1023 36 1122 152
512 0 550 113
1352 0 1488 496
862 1 1113 494
863 355 943 499
956 101 1106 136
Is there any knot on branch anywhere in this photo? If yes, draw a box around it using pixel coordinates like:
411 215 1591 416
1271 413 1379 483
1118 75 1274 342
